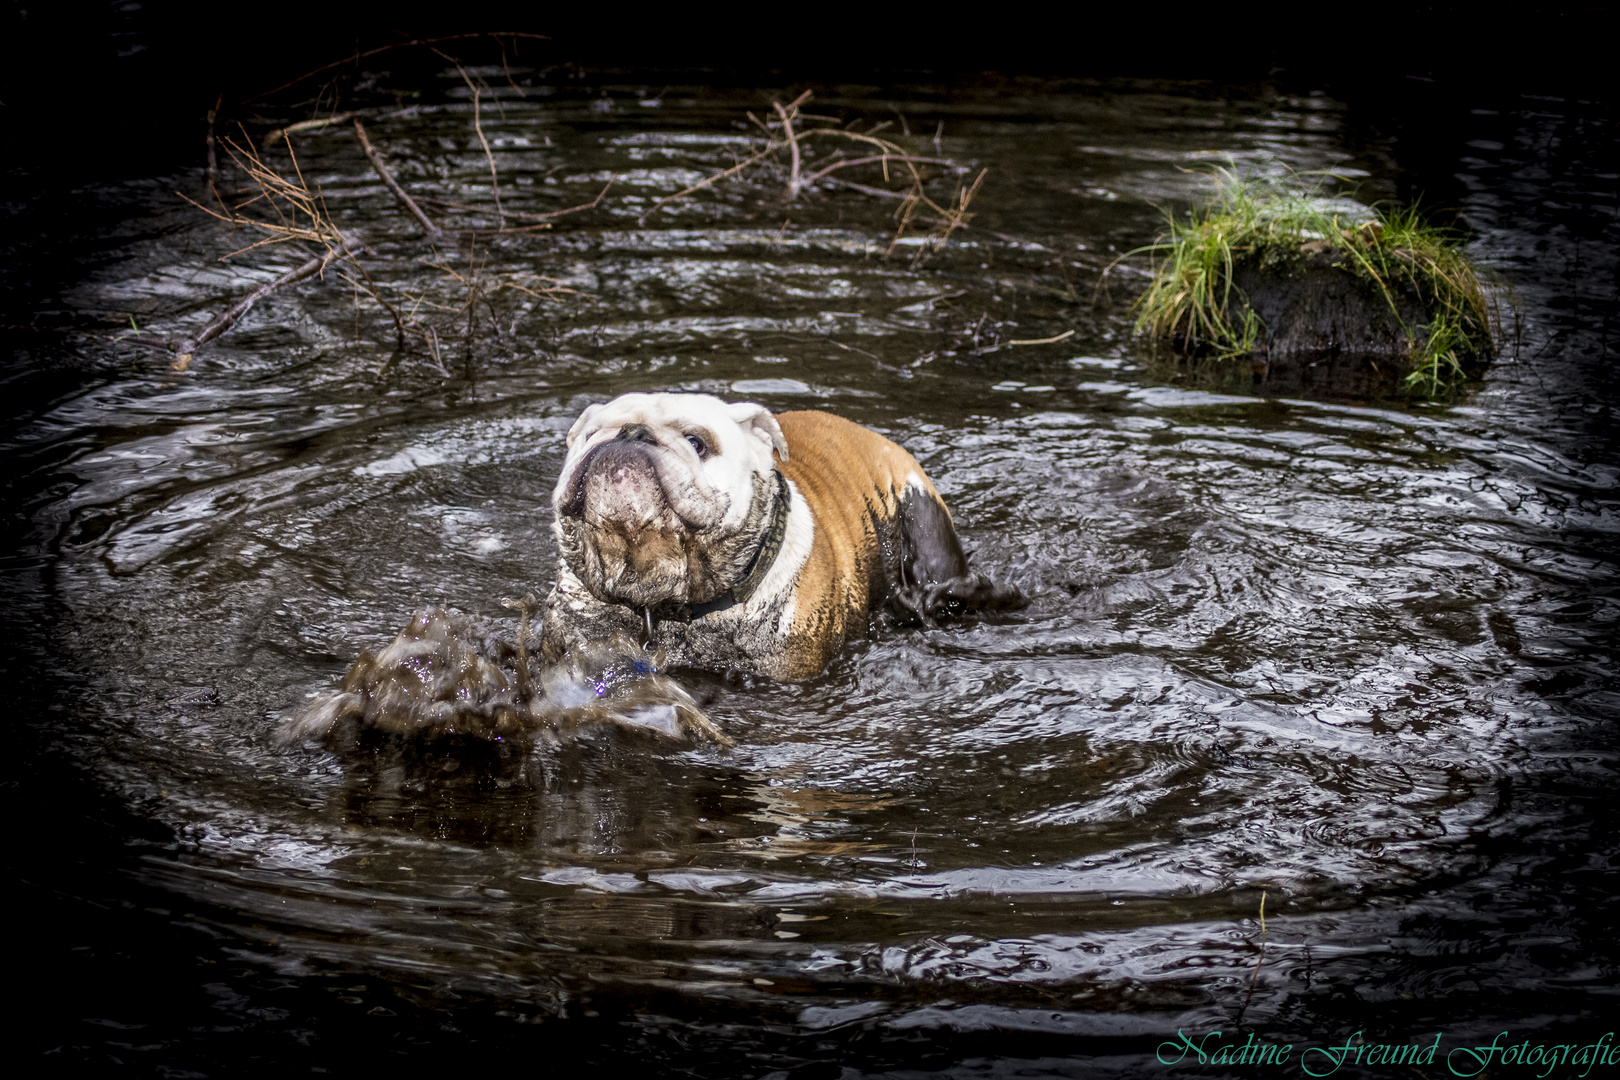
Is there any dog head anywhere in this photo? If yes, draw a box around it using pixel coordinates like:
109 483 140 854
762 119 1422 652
552 393 789 610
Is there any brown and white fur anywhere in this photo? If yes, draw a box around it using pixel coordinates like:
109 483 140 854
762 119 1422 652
541 392 1018 679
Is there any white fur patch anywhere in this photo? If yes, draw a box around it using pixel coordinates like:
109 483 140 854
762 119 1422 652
747 480 814 630
554 392 787 536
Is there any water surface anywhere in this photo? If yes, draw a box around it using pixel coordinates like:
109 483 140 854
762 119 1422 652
6 69 1618 1075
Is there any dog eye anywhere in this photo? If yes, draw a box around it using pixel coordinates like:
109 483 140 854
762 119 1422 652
685 433 709 459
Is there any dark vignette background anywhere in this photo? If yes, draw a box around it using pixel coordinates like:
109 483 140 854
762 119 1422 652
2 3 1616 1076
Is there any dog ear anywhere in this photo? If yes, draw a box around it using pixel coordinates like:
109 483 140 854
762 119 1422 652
566 402 605 448
726 402 789 463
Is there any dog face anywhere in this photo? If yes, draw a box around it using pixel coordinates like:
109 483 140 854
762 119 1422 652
553 393 789 610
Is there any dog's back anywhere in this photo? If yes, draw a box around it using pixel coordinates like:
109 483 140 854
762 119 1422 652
776 411 997 672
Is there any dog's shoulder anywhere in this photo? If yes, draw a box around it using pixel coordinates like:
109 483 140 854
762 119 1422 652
769 411 970 675
774 410 943 514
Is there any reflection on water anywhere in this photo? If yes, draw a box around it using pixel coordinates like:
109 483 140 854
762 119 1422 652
5 68 1618 1073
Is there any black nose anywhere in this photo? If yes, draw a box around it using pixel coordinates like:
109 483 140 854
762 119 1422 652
617 423 655 443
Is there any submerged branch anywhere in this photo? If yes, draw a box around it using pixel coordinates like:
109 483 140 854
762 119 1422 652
170 235 368 369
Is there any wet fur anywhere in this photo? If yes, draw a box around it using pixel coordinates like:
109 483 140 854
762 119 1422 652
559 443 772 610
543 397 1020 679
772 411 1021 671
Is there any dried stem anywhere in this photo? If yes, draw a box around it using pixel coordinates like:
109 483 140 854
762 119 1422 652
917 167 988 261
886 188 923 258
1005 329 1076 347
180 136 344 259
353 118 443 237
205 92 222 205
635 87 980 257
245 32 551 104
165 39 595 376
638 144 783 224
434 55 507 226
171 235 367 369
773 96 805 200
800 153 955 186
263 112 359 149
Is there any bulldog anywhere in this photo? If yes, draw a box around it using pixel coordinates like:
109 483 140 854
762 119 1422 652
541 392 1020 679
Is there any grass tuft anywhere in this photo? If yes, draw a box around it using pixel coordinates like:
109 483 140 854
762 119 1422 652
1132 170 1496 397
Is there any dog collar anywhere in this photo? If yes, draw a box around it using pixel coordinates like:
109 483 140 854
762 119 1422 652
687 469 792 619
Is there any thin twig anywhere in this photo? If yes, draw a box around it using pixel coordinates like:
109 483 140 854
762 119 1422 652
1231 888 1271 1030
170 235 367 369
886 189 923 259
773 97 805 200
433 54 506 226
338 261 410 352
471 81 504 224
825 336 879 360
452 222 555 237
492 179 614 223
424 325 448 375
637 144 782 224
353 118 442 237
205 92 223 206
799 153 957 186
263 112 359 149
934 169 988 248
416 178 612 224
819 176 907 200
1006 329 1076 346
244 33 551 104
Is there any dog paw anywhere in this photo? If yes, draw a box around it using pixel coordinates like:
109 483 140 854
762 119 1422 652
886 573 1027 628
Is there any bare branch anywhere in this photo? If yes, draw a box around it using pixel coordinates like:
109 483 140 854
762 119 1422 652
353 118 443 237
429 52 507 226
244 33 551 104
169 235 368 369
772 92 812 201
263 112 359 149
927 167 988 254
800 153 958 186
774 100 803 200
518 179 614 221
637 144 782 225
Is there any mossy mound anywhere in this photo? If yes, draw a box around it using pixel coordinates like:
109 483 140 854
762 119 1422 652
1133 173 1496 398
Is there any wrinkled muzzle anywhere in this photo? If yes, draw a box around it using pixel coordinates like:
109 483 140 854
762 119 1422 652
575 441 670 531
560 439 696 609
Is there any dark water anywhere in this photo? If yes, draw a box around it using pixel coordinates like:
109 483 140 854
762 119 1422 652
5 68 1618 1076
